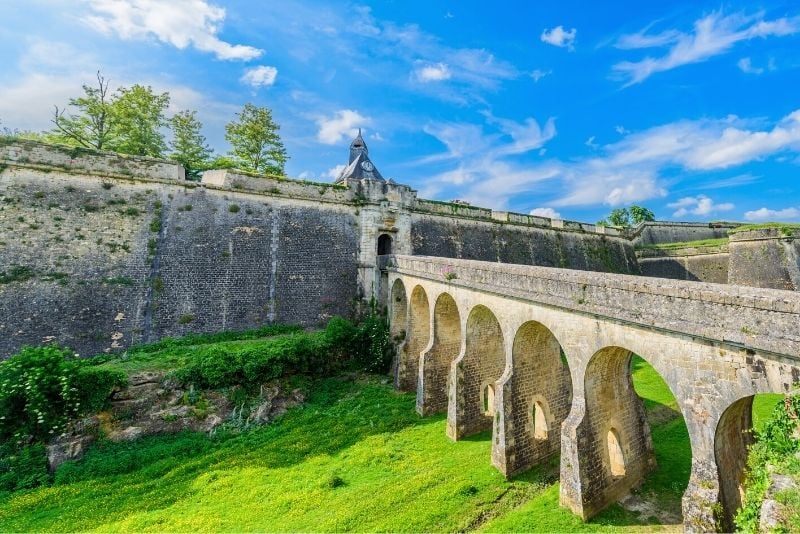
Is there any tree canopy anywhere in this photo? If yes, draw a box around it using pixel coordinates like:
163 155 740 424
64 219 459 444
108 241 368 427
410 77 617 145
225 103 288 175
169 110 213 180
597 205 656 227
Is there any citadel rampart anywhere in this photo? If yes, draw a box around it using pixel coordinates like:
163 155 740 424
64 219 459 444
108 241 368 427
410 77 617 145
0 139 639 358
637 244 729 283
728 227 800 290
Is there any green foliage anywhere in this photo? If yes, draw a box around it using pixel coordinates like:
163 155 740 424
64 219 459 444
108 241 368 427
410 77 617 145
171 315 390 390
123 324 304 356
0 346 126 444
50 72 115 150
0 265 34 284
597 205 656 228
225 103 288 175
629 205 656 224
169 110 213 180
228 204 240 213
736 394 800 532
109 84 170 157
0 442 50 492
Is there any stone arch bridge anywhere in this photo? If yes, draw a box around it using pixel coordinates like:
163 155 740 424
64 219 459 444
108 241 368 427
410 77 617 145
383 255 800 532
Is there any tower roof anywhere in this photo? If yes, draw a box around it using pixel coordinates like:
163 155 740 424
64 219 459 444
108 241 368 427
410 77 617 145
337 129 385 183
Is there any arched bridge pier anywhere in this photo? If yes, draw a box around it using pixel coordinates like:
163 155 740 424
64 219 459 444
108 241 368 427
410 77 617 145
384 254 800 532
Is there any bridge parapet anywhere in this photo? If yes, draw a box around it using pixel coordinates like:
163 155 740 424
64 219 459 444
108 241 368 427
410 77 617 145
389 254 800 358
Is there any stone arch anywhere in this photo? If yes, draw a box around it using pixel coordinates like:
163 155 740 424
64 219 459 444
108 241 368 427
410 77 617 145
714 395 756 532
447 304 505 440
377 233 393 255
578 347 661 515
492 320 573 477
417 292 461 416
395 285 430 392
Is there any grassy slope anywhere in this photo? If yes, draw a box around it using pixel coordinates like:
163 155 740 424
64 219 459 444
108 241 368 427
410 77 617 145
0 355 782 532
636 238 729 251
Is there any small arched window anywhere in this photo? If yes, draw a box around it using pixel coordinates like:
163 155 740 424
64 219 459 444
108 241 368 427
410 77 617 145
482 384 496 416
532 401 549 441
607 428 626 477
377 234 393 255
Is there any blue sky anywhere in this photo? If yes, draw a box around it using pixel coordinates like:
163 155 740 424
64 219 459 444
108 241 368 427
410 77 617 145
1 0 799 224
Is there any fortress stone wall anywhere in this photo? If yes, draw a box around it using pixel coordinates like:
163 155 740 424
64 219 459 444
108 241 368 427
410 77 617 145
637 244 729 283
728 227 800 290
0 139 641 358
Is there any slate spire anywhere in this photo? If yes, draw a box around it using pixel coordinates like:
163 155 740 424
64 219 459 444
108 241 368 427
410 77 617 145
336 129 385 183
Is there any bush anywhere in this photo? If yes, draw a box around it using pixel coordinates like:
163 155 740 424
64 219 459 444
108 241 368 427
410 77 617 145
174 315 393 389
0 345 127 443
0 442 50 492
736 395 800 531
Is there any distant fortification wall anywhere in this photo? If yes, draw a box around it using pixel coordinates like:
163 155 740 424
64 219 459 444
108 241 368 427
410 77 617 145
631 221 737 246
637 245 729 284
728 228 800 290
411 211 638 274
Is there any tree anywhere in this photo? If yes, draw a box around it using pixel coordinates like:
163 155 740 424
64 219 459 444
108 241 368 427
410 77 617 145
606 208 631 227
51 71 115 150
109 85 170 157
225 103 288 175
630 205 656 224
597 205 656 227
169 110 213 180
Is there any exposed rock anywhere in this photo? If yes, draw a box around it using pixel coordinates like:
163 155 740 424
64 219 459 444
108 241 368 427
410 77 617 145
202 414 223 432
46 416 100 471
115 426 144 441
759 474 798 532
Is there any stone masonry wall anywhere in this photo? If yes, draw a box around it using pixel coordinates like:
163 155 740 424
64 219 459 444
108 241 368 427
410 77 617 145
0 166 359 357
728 228 800 290
637 246 729 283
411 213 640 274
631 221 736 247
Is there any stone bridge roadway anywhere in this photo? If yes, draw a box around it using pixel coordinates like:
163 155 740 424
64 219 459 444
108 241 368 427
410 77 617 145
383 255 800 532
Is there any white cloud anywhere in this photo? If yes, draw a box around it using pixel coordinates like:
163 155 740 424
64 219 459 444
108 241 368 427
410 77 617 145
316 109 371 145
418 115 560 208
421 108 800 211
615 125 629 135
530 69 551 82
541 25 577 50
737 57 764 75
613 11 800 85
83 0 263 60
324 164 346 180
240 65 278 87
530 207 561 219
667 195 734 218
744 207 800 221
585 136 598 149
414 62 452 82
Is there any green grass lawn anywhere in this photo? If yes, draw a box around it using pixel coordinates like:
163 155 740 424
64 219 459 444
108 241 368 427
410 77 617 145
0 355 782 532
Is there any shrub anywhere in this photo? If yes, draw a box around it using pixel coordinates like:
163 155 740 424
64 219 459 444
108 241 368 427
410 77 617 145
173 315 392 389
0 442 50 492
0 345 127 443
736 394 800 531
228 204 240 213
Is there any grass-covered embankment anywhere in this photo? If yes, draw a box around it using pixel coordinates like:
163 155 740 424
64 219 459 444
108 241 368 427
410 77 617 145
0 344 782 531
